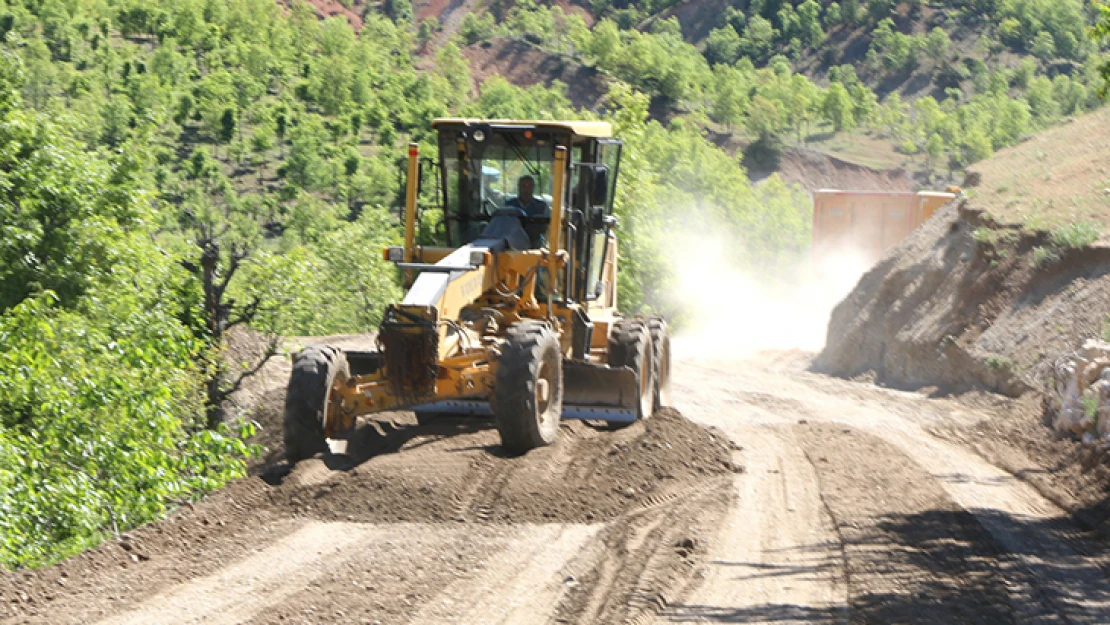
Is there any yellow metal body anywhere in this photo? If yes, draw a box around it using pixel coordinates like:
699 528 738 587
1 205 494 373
402 143 420 263
322 121 625 438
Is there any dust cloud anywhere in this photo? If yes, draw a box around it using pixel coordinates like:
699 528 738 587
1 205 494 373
666 231 872 357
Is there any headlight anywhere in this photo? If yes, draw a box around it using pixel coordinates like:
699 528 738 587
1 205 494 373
469 250 489 266
385 246 405 262
472 129 486 143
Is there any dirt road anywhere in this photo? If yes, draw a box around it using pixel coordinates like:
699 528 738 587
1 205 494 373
4 343 1109 624
662 344 1110 624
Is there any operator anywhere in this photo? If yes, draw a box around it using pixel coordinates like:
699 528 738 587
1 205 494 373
505 175 548 217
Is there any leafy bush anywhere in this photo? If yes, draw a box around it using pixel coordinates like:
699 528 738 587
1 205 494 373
0 288 257 569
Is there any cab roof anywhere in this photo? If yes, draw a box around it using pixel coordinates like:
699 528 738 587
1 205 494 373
432 118 613 139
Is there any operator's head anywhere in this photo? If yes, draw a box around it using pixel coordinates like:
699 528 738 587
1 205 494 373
518 175 535 201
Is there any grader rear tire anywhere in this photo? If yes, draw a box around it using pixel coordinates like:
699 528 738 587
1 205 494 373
493 321 564 455
283 345 349 464
647 317 672 411
609 319 655 421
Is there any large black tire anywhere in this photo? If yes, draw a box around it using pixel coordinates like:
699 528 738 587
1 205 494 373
646 317 672 411
492 321 564 455
609 319 655 421
283 345 349 464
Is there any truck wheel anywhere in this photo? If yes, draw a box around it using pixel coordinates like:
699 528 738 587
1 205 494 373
647 317 672 411
609 319 655 420
493 321 563 455
283 345 348 464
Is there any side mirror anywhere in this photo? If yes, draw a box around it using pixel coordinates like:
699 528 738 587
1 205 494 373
589 165 609 207
589 206 605 230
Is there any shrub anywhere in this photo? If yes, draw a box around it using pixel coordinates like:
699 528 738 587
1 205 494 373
1050 222 1100 249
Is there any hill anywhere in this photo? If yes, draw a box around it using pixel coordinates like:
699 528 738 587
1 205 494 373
966 107 1110 235
405 0 1108 185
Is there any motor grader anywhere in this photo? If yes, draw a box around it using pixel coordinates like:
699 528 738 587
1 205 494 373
283 119 671 461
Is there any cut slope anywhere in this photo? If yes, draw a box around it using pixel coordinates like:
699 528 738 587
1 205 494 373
816 108 1110 394
813 199 1110 396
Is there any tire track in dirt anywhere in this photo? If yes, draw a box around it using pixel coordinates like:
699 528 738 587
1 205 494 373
95 522 381 625
669 345 1110 623
656 425 848 624
557 482 733 625
2 403 735 625
406 524 599 624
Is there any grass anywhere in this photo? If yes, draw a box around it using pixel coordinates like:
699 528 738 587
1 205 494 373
967 108 1110 236
1050 221 1101 249
986 355 1019 375
1032 246 1060 267
971 226 1018 247
796 125 909 172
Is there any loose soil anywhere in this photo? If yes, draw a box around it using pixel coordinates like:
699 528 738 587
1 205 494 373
661 346 1110 623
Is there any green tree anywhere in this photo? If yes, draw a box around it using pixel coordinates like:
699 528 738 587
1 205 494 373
459 12 497 45
1031 31 1056 60
740 15 777 61
417 17 439 50
796 0 824 46
925 27 950 59
925 133 945 171
1095 1 1110 96
747 94 782 139
705 25 742 66
710 65 749 131
822 82 856 132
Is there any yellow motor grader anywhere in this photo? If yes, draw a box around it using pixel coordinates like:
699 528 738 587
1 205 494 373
283 119 671 461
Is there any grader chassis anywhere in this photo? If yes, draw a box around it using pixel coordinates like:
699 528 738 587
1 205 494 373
284 119 671 460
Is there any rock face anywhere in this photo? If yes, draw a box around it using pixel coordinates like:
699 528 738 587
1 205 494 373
1052 340 1110 443
814 198 1110 400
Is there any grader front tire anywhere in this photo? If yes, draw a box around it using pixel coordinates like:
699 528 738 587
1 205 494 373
493 322 564 455
283 345 348 464
609 319 655 421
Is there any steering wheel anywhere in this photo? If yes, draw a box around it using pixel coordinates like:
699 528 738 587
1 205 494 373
481 197 499 217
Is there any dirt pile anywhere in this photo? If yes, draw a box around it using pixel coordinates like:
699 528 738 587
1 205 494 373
813 199 1110 398
268 407 736 524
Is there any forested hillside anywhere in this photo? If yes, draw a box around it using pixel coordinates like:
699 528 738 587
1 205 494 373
441 0 1107 173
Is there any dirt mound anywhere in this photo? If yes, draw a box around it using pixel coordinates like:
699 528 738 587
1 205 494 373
463 38 611 111
268 407 736 524
814 199 1110 397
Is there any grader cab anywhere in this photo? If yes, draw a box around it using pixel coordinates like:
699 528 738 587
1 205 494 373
283 119 671 460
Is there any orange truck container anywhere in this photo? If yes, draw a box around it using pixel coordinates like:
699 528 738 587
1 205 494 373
811 189 957 266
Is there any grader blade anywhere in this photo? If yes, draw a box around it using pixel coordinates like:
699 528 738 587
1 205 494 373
561 362 639 423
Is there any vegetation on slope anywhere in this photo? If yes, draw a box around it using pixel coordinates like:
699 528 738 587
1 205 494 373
456 0 1107 172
